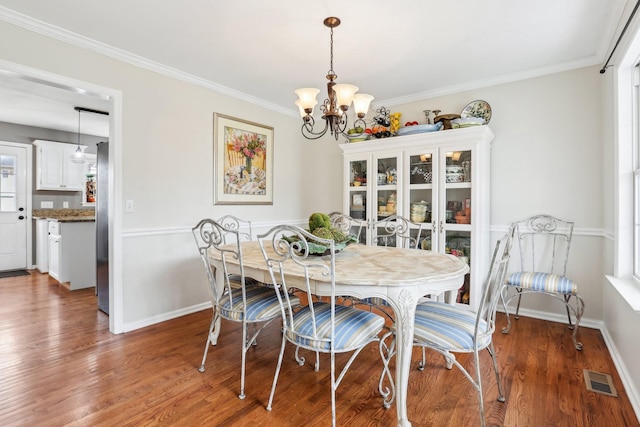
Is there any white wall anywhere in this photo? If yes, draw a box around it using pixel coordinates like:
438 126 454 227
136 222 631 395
384 66 606 322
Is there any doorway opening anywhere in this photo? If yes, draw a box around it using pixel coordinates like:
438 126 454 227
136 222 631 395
0 61 122 334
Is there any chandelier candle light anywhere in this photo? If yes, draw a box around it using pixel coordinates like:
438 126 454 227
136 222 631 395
295 17 373 140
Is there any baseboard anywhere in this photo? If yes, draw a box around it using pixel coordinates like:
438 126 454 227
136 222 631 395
496 305 602 330
122 301 211 333
600 327 640 422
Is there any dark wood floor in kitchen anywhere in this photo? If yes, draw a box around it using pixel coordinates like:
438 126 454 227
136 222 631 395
0 271 637 426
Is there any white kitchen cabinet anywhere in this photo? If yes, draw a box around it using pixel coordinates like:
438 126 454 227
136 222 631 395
48 232 61 280
33 140 87 191
47 220 96 290
35 218 49 273
339 125 494 310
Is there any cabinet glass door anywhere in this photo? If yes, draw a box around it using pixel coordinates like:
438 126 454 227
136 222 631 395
373 154 399 245
348 159 367 243
442 149 472 303
407 151 436 251
374 154 398 219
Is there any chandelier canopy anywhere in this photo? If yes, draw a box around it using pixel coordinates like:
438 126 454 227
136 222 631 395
295 17 373 140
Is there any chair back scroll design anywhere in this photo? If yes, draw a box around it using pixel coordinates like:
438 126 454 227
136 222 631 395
514 214 572 276
373 214 425 249
258 224 385 427
328 211 365 243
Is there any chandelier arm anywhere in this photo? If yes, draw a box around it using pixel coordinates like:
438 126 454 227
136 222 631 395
301 117 330 140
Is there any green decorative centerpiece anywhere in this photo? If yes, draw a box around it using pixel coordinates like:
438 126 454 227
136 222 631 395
284 212 358 255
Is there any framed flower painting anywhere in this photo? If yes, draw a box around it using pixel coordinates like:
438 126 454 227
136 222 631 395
213 113 274 205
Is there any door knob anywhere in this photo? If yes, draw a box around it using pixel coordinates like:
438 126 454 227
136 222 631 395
18 215 25 220
18 207 24 211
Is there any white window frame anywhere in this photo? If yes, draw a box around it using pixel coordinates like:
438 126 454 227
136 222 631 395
634 66 640 281
608 24 640 311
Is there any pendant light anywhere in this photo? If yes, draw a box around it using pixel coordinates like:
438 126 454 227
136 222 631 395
70 106 87 164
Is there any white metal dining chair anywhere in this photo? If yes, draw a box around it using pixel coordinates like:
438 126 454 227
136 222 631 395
501 214 585 350
372 214 425 249
379 228 513 426
258 225 386 427
358 214 426 319
192 218 299 400
328 211 365 244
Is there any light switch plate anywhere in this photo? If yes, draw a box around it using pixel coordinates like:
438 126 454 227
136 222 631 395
41 201 53 208
63 201 69 208
125 200 134 212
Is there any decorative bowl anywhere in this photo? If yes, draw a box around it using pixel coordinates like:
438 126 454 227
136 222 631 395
397 122 443 136
282 233 358 256
451 117 485 128
446 173 464 183
346 133 369 143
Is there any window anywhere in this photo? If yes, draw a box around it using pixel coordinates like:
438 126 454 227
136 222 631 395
635 66 640 280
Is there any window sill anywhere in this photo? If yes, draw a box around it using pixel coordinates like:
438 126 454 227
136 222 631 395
606 275 640 312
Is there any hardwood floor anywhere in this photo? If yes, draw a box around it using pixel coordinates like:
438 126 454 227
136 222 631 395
0 271 637 426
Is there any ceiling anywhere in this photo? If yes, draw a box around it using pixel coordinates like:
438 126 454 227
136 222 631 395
0 0 631 138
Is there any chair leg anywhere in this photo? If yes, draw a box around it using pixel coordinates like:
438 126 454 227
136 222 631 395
378 330 396 409
563 294 574 328
330 352 337 427
514 288 523 319
266 332 287 411
571 295 585 351
199 314 217 373
418 346 426 371
473 349 486 427
486 343 506 402
501 287 513 335
239 320 247 400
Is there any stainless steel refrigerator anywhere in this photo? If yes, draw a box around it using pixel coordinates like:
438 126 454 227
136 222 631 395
96 141 109 314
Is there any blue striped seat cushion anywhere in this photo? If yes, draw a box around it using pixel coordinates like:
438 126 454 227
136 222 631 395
218 284 298 322
361 297 390 307
406 302 490 351
286 302 385 352
506 272 577 295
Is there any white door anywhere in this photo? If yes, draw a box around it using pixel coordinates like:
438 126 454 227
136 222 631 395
0 143 28 271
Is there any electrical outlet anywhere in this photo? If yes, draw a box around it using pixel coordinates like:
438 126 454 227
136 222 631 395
63 201 69 208
41 201 53 208
125 200 134 213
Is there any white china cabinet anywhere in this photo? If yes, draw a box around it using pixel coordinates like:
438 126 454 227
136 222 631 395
33 140 87 191
339 125 494 310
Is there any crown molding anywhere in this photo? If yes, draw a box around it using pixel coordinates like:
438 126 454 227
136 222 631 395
0 6 297 118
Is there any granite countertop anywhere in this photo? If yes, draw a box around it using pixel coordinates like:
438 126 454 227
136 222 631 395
32 209 95 222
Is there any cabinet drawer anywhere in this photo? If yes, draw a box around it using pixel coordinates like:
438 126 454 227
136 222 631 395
48 221 60 235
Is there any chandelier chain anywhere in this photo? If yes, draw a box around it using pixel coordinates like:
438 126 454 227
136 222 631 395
328 26 335 78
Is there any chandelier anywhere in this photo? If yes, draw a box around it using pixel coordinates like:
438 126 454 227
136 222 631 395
295 17 373 140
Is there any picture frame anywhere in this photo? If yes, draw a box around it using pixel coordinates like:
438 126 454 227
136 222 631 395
213 113 274 205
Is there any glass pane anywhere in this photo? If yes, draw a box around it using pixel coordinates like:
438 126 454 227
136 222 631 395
349 159 367 222
445 150 472 225
635 171 640 278
0 155 17 213
444 230 471 304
